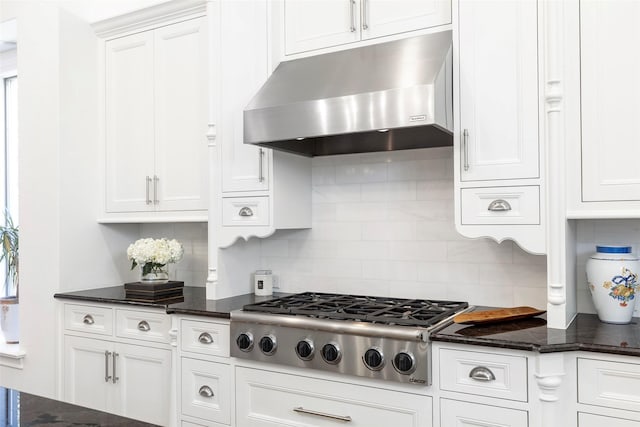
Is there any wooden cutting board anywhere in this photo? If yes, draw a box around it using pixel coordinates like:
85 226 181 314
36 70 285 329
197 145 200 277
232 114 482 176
453 307 546 325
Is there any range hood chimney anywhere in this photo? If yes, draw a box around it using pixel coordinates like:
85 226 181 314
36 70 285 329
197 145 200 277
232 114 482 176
243 31 453 157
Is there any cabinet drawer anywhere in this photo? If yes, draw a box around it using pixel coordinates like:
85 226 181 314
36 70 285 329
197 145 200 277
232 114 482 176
461 186 540 225
64 304 113 336
441 399 528 427
579 413 640 427
180 319 230 358
578 357 640 413
181 358 231 425
222 196 269 226
115 309 171 344
236 366 431 426
439 348 528 402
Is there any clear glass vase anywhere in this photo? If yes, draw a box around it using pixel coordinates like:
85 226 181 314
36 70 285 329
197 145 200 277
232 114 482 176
140 263 169 284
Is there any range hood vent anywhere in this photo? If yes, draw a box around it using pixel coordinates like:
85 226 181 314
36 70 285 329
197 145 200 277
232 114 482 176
243 31 453 157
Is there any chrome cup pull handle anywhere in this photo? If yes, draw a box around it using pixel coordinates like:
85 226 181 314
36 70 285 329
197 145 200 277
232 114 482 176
137 320 151 332
238 207 254 217
469 366 496 382
198 332 213 344
487 199 512 212
83 314 95 325
199 385 214 398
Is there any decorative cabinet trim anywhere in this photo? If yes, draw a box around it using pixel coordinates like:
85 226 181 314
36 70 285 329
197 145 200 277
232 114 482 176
93 0 207 39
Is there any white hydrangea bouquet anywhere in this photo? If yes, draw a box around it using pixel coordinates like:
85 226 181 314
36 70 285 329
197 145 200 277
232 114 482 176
127 238 184 284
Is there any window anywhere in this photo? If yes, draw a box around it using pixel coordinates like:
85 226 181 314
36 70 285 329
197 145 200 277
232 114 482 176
1 62 18 297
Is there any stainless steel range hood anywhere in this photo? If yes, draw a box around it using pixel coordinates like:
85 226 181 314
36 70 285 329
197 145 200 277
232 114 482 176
243 31 453 157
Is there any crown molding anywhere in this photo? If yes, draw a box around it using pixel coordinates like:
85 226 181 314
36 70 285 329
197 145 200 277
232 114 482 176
92 0 206 39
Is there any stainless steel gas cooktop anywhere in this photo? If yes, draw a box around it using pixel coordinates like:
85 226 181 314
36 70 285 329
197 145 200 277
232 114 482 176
230 292 470 385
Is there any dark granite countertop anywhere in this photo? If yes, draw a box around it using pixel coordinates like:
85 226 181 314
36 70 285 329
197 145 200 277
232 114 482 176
431 311 640 357
3 386 157 426
54 286 285 319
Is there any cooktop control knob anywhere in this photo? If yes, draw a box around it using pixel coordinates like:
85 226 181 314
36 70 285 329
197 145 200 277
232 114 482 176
363 348 385 371
259 335 277 355
295 339 315 361
321 343 341 364
393 352 416 374
236 332 254 352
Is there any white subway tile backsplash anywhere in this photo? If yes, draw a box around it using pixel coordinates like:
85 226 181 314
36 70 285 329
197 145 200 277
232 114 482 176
362 260 418 281
361 181 417 202
335 162 388 184
362 221 417 241
252 148 547 308
312 184 361 203
447 240 513 264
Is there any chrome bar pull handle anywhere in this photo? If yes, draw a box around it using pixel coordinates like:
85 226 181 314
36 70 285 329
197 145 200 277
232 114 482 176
104 351 112 382
349 0 356 32
198 332 214 344
463 129 469 171
238 207 254 217
137 320 151 332
258 148 265 183
198 385 214 398
362 0 369 30
153 175 159 204
83 314 95 325
145 176 152 204
294 407 352 422
469 366 496 382
112 352 119 384
487 199 512 212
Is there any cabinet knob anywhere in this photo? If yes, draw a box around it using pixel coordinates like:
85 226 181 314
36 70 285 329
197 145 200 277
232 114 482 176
198 385 214 398
198 332 213 344
82 314 95 325
137 320 151 332
487 199 512 212
238 207 254 217
469 366 496 382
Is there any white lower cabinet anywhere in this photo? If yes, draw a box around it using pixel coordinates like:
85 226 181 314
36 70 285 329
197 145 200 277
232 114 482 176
61 304 173 426
178 317 232 427
235 366 431 427
441 399 528 427
181 357 231 424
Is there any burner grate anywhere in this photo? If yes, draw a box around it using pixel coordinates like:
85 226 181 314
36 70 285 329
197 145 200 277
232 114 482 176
243 292 468 327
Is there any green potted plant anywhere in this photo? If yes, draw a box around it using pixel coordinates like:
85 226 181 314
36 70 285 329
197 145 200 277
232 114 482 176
0 212 19 343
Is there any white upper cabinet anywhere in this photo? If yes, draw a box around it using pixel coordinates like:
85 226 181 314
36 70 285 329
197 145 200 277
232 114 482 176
458 0 539 182
580 0 640 202
216 0 311 247
284 0 451 55
154 19 209 211
105 32 155 213
220 0 270 194
103 16 208 221
454 0 544 255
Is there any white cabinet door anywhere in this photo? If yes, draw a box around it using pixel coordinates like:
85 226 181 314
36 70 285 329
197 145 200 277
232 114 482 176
458 0 539 182
581 1 640 202
579 413 640 427
440 399 528 427
115 342 172 426
220 0 270 193
363 0 450 40
284 0 361 55
154 17 209 212
63 336 112 413
105 31 155 213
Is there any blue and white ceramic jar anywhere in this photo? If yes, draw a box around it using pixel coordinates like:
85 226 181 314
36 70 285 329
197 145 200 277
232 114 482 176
586 246 640 324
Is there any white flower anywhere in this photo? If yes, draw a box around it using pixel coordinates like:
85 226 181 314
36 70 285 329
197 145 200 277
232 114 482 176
127 238 184 268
